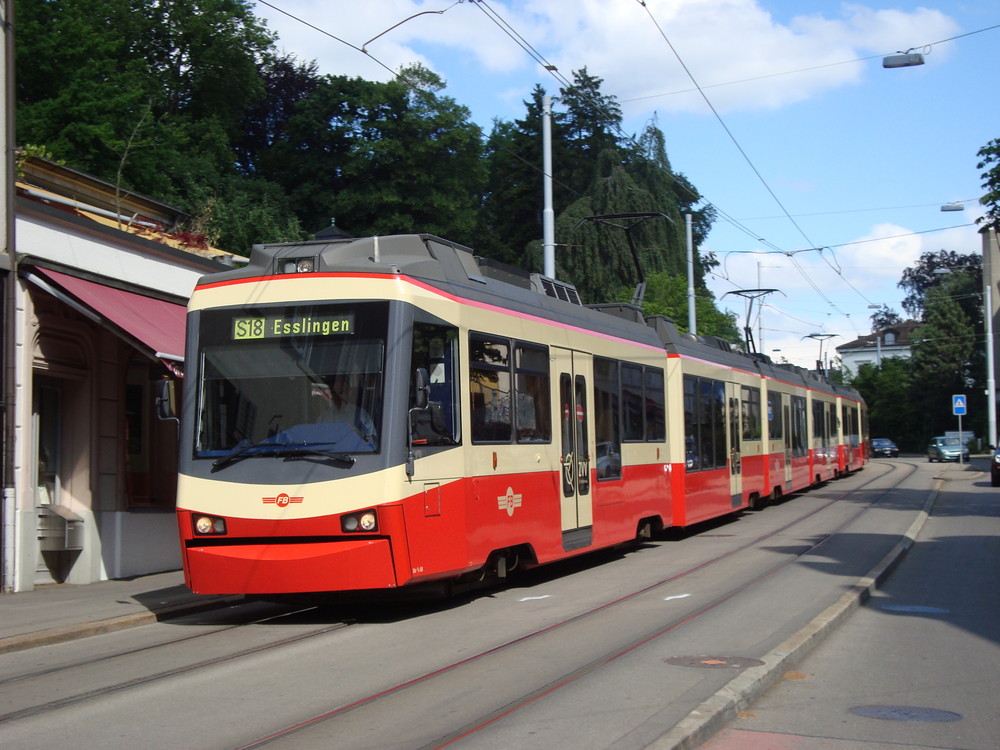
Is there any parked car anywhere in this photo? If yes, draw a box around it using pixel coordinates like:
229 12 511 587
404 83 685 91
927 435 969 462
991 446 1000 487
871 438 899 458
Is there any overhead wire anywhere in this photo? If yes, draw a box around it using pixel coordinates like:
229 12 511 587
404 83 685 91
633 0 867 321
256 0 982 339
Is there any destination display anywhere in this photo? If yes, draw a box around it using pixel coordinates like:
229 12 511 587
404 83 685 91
232 313 355 340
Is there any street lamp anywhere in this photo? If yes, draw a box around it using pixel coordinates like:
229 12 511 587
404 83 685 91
883 51 924 68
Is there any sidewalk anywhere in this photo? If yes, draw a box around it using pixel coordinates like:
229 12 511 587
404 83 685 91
0 569 241 654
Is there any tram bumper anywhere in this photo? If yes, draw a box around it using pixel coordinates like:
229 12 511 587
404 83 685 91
183 539 398 594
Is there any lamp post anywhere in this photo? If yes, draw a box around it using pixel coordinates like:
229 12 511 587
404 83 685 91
934 220 996 449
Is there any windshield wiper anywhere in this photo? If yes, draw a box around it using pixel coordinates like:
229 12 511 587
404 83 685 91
278 446 356 468
212 438 298 470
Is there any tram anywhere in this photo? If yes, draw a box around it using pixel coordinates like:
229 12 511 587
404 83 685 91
167 234 866 595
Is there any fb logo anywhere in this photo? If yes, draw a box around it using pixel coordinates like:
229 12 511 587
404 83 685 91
262 492 303 506
497 487 523 517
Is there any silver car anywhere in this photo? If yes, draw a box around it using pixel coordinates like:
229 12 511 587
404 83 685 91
927 436 969 462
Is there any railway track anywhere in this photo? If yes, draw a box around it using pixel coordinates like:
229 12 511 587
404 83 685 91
0 460 922 750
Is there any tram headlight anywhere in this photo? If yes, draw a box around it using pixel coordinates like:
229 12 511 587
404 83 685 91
193 515 227 535
341 510 378 533
279 256 317 274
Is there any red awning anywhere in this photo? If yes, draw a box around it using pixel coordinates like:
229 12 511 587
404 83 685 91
29 268 187 363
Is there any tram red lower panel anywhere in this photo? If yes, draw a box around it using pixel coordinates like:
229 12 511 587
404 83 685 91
183 539 398 594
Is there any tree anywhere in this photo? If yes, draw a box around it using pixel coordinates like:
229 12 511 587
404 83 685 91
850 358 919 449
632 272 740 341
234 53 321 177
557 68 623 200
978 137 1000 230
909 286 980 438
476 86 565 267
265 65 486 239
869 305 902 332
16 0 274 208
898 250 982 321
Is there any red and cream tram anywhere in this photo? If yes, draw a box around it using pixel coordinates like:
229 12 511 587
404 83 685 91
169 234 866 595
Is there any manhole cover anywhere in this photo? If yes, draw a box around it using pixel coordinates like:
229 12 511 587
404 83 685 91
850 705 962 722
664 655 765 669
876 604 949 615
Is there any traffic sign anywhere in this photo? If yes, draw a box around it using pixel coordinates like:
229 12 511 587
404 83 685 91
952 394 967 416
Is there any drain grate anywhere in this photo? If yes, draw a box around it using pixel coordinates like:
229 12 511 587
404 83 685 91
664 655 765 670
850 705 962 722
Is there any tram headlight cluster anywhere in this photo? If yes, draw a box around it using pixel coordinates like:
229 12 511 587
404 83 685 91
193 515 227 535
341 510 377 533
278 256 317 274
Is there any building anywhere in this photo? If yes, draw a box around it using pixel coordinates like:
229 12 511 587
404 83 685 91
835 321 921 377
1 157 228 591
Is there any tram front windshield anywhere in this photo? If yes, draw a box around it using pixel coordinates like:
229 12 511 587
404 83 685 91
195 302 387 458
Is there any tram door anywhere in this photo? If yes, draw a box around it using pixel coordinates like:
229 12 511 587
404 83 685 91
726 383 742 508
554 347 593 551
783 399 793 486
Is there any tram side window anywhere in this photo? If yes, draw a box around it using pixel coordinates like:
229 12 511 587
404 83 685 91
594 357 622 479
470 334 512 442
410 323 460 445
847 406 859 447
812 399 825 439
644 367 666 441
684 374 726 471
767 391 783 440
741 386 761 440
791 396 807 457
514 343 551 443
623 363 665 442
622 363 644 442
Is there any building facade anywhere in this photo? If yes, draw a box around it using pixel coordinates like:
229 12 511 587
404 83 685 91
2 158 226 591
836 320 921 377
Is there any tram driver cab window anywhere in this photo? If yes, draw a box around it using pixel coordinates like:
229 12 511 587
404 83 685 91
410 323 461 445
314 373 376 439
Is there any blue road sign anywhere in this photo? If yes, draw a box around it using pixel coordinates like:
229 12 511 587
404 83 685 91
952 394 967 416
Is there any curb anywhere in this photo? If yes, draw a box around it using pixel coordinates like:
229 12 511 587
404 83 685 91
644 480 940 750
0 594 244 655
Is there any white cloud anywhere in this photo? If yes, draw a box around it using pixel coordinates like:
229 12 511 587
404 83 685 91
254 1 961 114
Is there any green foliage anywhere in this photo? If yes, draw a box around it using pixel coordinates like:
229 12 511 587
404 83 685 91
260 65 486 241
13 0 732 334
850 358 920 449
868 305 902 332
898 249 982 321
909 287 981 438
977 137 1000 230
16 0 273 206
625 272 741 342
476 88 551 267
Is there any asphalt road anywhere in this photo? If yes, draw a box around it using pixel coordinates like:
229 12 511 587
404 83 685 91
3 458 990 750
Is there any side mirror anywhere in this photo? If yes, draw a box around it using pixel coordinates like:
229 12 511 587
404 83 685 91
407 368 431 478
413 367 429 410
155 378 179 422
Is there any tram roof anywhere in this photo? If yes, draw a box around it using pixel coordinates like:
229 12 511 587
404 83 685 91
201 234 861 402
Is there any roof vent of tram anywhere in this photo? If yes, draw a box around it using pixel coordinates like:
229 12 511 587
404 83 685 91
531 274 582 305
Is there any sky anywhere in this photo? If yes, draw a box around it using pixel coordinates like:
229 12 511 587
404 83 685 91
250 0 998 370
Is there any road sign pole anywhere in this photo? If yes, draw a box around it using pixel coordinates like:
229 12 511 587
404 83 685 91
958 413 964 465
